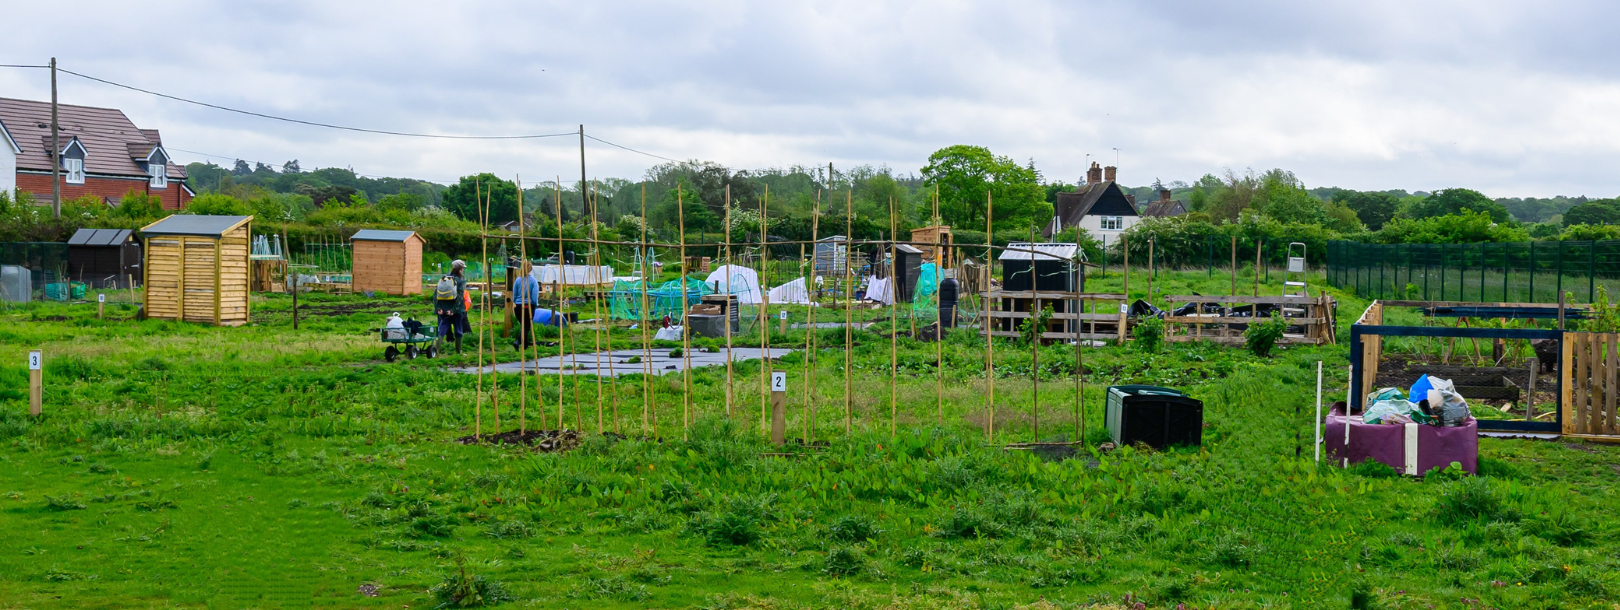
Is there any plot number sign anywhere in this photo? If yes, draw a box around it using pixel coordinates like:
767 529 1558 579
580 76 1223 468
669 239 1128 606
779 310 787 320
770 370 787 393
98 293 105 303
1119 303 1129 314
28 350 42 416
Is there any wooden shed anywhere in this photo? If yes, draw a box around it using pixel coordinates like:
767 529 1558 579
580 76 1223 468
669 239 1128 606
909 225 953 268
67 228 142 287
350 229 424 295
139 215 252 326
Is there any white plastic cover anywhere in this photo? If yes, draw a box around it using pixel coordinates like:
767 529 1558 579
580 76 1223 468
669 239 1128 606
704 265 763 304
767 277 812 304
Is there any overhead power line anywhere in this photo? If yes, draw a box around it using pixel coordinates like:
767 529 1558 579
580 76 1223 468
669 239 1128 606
584 134 679 163
0 64 48 69
55 67 578 140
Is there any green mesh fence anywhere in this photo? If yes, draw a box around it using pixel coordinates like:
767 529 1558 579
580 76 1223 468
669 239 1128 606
609 276 711 322
1326 239 1620 304
910 262 939 320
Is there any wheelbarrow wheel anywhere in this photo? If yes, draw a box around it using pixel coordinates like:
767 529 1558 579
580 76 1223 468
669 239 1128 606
425 345 438 359
384 346 399 362
405 345 419 360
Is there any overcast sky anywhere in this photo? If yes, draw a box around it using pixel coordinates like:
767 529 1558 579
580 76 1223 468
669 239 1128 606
2 1 1616 197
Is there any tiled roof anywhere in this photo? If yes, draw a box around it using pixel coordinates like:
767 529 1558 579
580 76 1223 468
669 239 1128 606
0 97 186 179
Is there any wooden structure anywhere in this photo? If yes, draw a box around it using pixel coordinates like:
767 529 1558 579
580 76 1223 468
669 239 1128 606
983 291 1130 343
66 228 141 287
251 259 286 292
1162 294 1338 346
350 229 424 295
909 225 953 268
139 215 252 326
1564 332 1620 442
1349 300 1568 435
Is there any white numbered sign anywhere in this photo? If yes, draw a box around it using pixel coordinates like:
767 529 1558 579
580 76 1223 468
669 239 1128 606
770 371 787 393
779 310 788 320
98 293 105 303
29 350 41 370
1119 303 1129 314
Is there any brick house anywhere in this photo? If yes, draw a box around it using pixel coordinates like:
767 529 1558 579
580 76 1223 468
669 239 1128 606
1043 162 1140 240
0 97 192 210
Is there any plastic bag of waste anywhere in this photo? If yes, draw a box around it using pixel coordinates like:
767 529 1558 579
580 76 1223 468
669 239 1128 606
1417 376 1471 426
654 326 684 342
1364 399 1418 424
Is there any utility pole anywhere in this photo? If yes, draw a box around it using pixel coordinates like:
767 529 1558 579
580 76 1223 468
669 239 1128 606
50 57 60 219
576 125 587 225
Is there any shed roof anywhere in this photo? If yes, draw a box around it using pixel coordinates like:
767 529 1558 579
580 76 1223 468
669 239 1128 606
140 215 253 237
998 242 1079 261
68 228 134 246
350 229 419 242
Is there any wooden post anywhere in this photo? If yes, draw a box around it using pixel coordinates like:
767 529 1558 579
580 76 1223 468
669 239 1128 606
1147 238 1154 304
1253 239 1262 318
779 309 787 335
590 180 606 434
476 181 489 435
933 186 944 426
770 369 787 445
1122 235 1129 300
97 293 104 319
29 350 42 416
1230 236 1237 296
1030 224 1039 443
128 273 135 309
1526 357 1537 421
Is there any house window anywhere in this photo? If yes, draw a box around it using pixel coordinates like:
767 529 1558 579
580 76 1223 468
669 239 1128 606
150 162 167 188
1100 216 1124 231
64 158 85 184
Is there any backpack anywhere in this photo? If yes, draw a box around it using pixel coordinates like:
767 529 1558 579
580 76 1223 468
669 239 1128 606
435 276 459 301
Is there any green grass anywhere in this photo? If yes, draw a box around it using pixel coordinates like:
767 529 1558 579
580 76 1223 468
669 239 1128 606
0 271 1616 608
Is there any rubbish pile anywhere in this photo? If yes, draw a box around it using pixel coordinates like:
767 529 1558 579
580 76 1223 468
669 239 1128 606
1363 375 1473 427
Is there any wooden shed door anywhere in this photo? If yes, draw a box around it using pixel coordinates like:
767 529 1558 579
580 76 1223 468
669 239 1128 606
183 238 218 323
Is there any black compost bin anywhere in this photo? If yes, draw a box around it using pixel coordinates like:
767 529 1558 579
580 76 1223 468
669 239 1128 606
1104 385 1203 449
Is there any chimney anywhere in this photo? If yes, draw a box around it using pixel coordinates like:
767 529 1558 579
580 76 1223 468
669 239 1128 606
1086 162 1103 185
1160 189 1171 203
1104 166 1117 182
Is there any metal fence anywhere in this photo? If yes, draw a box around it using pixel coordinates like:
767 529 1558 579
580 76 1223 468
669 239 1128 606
1326 240 1620 304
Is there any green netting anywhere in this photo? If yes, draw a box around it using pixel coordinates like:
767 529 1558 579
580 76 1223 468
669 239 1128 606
910 263 938 319
609 276 711 322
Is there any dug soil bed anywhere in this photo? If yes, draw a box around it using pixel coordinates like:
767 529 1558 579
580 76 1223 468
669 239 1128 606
456 428 582 452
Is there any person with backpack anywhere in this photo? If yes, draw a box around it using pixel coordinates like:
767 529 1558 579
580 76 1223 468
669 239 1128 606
435 260 471 353
510 260 539 350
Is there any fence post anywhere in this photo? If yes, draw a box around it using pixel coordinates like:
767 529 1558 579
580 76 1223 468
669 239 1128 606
1503 242 1509 303
1557 240 1564 304
1379 245 1385 300
1590 239 1597 303
1529 242 1536 303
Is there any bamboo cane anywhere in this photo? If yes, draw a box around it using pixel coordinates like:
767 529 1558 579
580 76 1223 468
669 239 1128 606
844 190 854 434
724 185 734 417
641 184 653 438
588 180 606 434
517 176 527 436
985 191 995 442
555 178 566 430
678 184 691 439
806 190 820 443
474 179 485 439
760 185 770 437
889 196 898 438
933 185 943 427
598 181 620 434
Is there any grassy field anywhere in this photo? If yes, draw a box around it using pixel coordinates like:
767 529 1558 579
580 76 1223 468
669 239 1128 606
1 270 1616 609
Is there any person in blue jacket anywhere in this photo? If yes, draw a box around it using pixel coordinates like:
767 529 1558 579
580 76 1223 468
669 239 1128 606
511 261 539 350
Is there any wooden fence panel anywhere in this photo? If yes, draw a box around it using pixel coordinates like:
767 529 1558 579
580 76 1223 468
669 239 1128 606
1564 332 1620 439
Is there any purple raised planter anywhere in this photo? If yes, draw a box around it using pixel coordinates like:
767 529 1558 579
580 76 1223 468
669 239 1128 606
1324 404 1478 475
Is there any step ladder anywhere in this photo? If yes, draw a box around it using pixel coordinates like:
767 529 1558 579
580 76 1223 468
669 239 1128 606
1283 242 1309 301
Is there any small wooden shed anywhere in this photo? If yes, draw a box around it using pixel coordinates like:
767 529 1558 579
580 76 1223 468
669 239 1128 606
139 215 253 326
350 229 424 295
67 228 142 287
909 225 953 268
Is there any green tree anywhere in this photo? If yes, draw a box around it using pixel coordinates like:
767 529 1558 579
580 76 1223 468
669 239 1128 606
183 193 252 216
1561 199 1620 227
442 174 520 224
1374 210 1527 244
1336 191 1400 230
1401 188 1510 222
920 145 1049 231
108 189 169 222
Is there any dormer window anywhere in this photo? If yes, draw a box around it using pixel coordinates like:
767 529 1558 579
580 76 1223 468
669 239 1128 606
64 158 85 184
150 162 167 188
